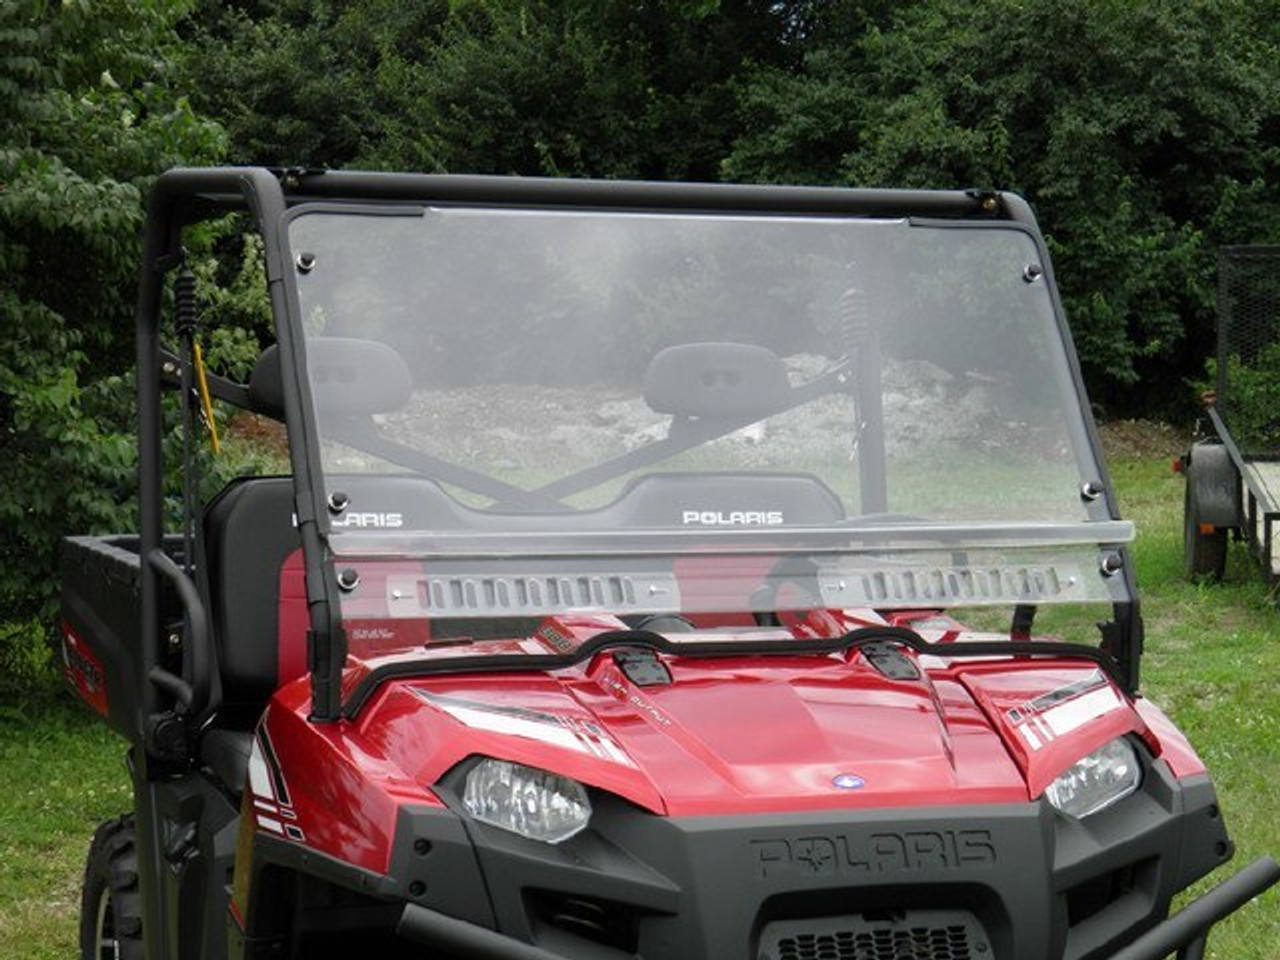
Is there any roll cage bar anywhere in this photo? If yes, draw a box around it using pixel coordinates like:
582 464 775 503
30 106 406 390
134 167 1143 747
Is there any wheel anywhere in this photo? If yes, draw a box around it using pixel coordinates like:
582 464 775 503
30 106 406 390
81 815 144 960
1184 474 1228 581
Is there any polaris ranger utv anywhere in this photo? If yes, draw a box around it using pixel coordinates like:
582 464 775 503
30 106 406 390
61 168 1277 960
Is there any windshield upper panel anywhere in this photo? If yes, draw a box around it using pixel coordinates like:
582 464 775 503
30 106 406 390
287 206 1129 617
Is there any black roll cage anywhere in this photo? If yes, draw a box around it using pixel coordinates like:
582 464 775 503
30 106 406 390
134 166 1143 742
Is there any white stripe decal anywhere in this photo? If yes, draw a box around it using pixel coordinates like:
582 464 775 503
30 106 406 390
1043 686 1123 737
248 742 274 801
425 696 638 768
1021 725 1042 751
597 736 635 767
438 702 592 754
258 815 284 835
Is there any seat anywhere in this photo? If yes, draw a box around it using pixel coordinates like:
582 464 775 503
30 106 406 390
201 476 302 713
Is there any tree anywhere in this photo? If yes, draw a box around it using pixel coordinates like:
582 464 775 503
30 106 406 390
183 0 797 180
726 0 1280 415
0 0 225 629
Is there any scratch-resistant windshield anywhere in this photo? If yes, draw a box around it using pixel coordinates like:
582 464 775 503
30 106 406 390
286 206 1131 638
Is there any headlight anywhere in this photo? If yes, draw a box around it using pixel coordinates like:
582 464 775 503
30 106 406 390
462 758 592 843
1044 738 1141 818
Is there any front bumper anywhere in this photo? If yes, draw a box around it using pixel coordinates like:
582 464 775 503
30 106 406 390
395 857 1279 960
384 762 1268 960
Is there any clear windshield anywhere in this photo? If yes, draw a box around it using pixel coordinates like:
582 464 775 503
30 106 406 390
285 206 1131 648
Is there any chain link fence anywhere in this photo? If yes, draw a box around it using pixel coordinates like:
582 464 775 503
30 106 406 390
1217 246 1280 457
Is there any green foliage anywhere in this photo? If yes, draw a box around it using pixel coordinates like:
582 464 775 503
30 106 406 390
177 0 1280 419
1205 344 1280 454
0 0 225 631
725 0 1280 416
183 0 797 179
0 620 60 707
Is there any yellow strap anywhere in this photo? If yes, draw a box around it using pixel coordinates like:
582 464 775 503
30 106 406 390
192 340 221 455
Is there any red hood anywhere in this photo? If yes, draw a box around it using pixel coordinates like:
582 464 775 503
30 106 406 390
351 623 1152 818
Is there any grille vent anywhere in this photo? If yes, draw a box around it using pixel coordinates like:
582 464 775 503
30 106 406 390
863 564 1066 603
821 562 1084 606
426 574 634 610
386 572 679 617
762 911 986 960
776 926 971 960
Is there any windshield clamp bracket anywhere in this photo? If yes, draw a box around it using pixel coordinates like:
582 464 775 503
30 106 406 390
614 649 673 688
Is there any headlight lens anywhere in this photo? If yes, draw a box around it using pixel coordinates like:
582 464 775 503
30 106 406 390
1044 738 1141 818
462 758 592 843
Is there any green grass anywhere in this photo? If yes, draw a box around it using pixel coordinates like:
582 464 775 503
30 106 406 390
1109 460 1280 959
0 707 131 957
0 457 1276 958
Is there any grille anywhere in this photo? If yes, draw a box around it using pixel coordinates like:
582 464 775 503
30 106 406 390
776 926 971 960
762 911 987 960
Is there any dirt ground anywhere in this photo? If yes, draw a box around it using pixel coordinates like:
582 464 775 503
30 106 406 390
1096 419 1185 461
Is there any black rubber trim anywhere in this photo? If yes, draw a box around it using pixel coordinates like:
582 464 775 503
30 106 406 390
343 625 1124 718
251 831 399 899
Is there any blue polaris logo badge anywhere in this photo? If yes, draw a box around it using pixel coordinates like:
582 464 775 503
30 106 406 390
832 774 865 790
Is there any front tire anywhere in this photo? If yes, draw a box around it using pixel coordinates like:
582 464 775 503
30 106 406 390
81 815 144 960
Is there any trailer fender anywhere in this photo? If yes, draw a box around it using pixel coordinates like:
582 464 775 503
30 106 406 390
1184 441 1239 528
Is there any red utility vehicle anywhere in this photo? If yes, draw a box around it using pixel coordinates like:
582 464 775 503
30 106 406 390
61 168 1277 960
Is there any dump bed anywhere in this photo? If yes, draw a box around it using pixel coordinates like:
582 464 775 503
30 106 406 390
60 535 185 742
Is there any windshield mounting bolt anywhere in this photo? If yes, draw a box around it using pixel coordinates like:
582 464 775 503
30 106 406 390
1022 263 1044 283
327 491 349 514
337 568 361 592
1099 553 1124 577
1080 480 1104 501
295 251 317 273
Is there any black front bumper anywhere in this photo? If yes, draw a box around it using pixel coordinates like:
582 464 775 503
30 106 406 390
389 764 1261 960
397 856 1279 960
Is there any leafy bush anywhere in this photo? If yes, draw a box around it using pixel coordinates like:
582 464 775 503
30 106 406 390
1207 343 1280 453
0 620 61 711
0 1 224 642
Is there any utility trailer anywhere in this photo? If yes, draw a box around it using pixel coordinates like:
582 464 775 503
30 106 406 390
1183 246 1280 582
60 168 1277 960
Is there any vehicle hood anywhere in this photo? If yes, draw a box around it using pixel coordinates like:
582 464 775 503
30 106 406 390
356 621 1149 817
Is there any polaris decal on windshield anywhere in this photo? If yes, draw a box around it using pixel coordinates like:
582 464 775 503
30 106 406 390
681 510 785 526
330 512 404 529
291 512 406 528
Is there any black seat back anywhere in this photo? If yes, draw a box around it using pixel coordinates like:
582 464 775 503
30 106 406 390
202 477 301 710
